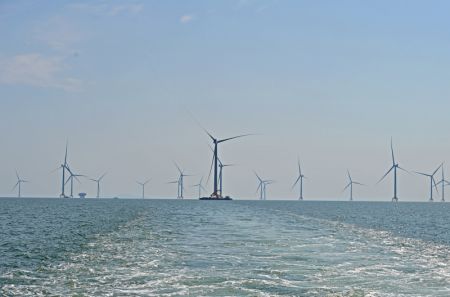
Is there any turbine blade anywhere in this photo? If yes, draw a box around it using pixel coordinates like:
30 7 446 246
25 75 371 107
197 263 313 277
377 166 394 184
433 163 443 176
342 182 351 192
64 140 68 165
414 171 429 177
433 177 439 194
347 169 351 182
99 172 107 181
174 162 182 174
253 171 263 182
353 182 365 186
256 182 262 193
398 166 409 174
206 153 214 185
218 134 252 143
12 181 19 191
292 176 301 189
391 137 395 165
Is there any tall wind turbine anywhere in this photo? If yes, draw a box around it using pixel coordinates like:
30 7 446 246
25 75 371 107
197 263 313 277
414 163 442 202
65 166 83 198
192 177 207 199
90 173 107 198
436 166 450 202
204 130 250 199
343 170 364 201
292 159 306 200
12 171 28 198
137 179 150 199
377 138 408 202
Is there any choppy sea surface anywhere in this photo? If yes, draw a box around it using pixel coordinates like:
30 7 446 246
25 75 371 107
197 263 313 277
1 198 450 296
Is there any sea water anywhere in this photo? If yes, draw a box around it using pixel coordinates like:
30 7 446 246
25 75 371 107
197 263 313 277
1 198 450 296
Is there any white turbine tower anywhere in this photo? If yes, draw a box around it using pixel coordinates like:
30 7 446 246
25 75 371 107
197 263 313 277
436 166 450 202
137 179 150 199
414 163 442 202
292 159 306 200
90 173 107 198
12 171 28 198
377 138 408 202
343 170 364 201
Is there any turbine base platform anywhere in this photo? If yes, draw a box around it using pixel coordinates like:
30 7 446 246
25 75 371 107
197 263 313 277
200 196 233 201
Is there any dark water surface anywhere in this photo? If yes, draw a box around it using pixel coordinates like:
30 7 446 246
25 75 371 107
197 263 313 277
1 198 450 296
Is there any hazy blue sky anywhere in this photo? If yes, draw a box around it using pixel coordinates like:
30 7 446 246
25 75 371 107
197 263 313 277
2 0 450 200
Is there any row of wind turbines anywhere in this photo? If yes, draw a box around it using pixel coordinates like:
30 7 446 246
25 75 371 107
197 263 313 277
9 135 450 201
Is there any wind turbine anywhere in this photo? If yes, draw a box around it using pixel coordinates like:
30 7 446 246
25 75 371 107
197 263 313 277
90 173 107 198
292 159 306 200
137 179 150 199
204 130 250 199
175 163 191 199
255 172 265 200
168 179 181 198
377 138 408 202
12 171 28 198
218 158 234 197
262 180 275 200
52 142 69 198
192 177 207 199
414 163 442 202
343 170 364 201
254 172 274 200
65 166 84 198
436 166 450 202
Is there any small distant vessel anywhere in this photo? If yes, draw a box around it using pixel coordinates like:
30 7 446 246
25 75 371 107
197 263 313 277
78 193 87 199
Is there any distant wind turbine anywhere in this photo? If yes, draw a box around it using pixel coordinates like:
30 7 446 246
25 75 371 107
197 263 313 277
65 166 84 198
377 138 408 202
192 177 207 199
255 172 265 200
262 180 275 200
174 163 191 199
254 171 274 200
292 159 306 200
12 171 28 198
137 179 150 199
343 170 364 201
414 163 442 202
90 173 107 198
51 141 69 198
436 166 450 202
218 159 234 198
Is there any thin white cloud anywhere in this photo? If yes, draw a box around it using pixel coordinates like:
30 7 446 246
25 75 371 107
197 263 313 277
69 2 144 16
34 16 82 52
0 53 82 91
180 14 195 24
